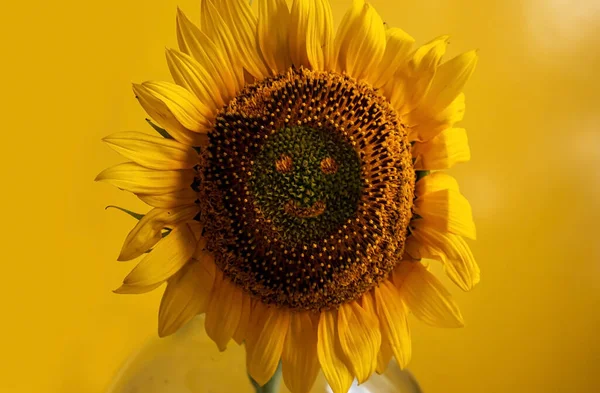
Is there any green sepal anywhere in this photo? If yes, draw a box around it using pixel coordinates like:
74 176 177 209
105 205 144 220
145 118 173 139
415 170 430 182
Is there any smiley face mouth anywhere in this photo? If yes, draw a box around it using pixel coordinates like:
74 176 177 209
284 200 326 218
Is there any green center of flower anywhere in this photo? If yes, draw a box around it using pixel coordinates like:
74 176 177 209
249 126 362 245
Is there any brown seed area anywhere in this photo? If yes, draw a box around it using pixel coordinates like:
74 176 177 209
200 68 415 311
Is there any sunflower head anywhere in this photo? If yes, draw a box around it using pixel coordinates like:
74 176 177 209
97 1 479 392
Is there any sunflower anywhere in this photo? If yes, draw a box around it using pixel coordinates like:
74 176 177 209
97 0 479 392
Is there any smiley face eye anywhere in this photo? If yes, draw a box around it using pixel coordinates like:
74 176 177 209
320 157 338 174
275 154 293 173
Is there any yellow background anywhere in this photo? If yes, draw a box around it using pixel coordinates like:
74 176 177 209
1 0 598 392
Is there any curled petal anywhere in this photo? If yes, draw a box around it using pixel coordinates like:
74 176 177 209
422 50 478 113
401 262 465 328
122 223 197 288
415 171 460 195
408 221 480 291
412 127 471 170
117 205 198 261
414 188 476 240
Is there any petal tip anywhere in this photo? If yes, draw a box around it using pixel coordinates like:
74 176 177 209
113 284 134 294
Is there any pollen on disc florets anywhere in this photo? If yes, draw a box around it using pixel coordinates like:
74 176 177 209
200 67 415 311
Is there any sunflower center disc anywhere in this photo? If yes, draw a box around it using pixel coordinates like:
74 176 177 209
202 68 415 311
250 126 362 244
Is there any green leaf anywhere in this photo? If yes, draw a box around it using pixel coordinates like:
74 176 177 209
105 205 144 220
145 118 173 139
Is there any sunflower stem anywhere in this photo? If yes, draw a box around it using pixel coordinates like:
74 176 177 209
248 362 282 393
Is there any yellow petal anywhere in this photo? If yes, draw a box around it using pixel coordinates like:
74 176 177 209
187 222 204 242
288 0 310 68
395 36 449 115
204 273 244 351
374 280 412 368
407 92 466 142
216 0 269 80
244 300 263 349
391 258 420 288
137 188 198 209
373 27 414 87
289 0 334 70
415 171 460 196
166 48 224 110
332 0 361 72
232 293 252 345
199 0 245 88
376 340 393 375
133 83 207 146
422 50 478 113
176 8 238 101
122 223 197 288
401 262 464 328
412 127 470 170
359 291 393 374
403 235 423 262
335 0 386 81
410 220 480 291
96 162 194 196
409 35 449 99
158 257 215 337
317 310 354 393
258 0 292 73
103 131 199 170
246 303 290 386
337 300 381 384
414 188 476 240
113 282 162 294
382 75 410 115
136 82 211 131
282 312 320 393
117 205 199 261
